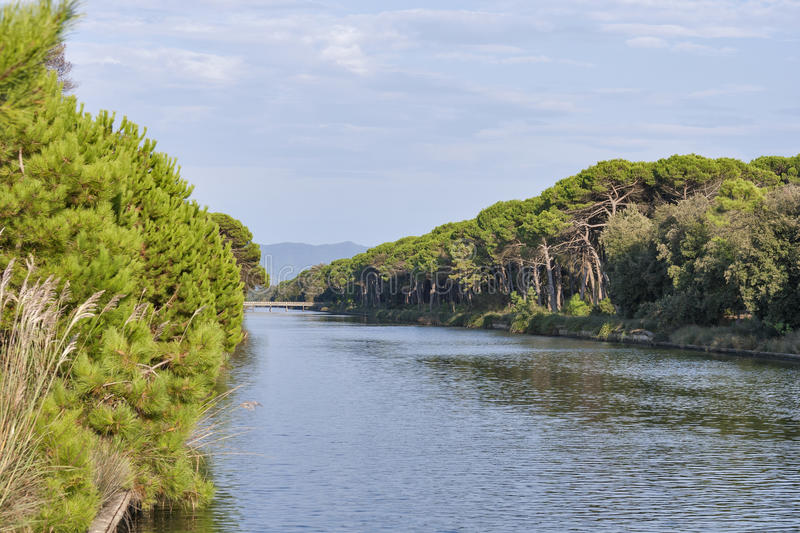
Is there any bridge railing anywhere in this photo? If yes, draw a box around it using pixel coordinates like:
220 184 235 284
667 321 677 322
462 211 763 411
243 301 323 311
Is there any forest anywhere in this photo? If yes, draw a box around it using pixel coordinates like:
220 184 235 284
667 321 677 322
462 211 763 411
0 2 262 531
276 154 800 352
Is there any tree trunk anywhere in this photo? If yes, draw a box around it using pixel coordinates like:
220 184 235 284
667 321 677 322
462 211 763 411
541 242 557 312
593 254 604 301
555 266 562 310
497 265 507 295
533 266 542 306
579 263 587 301
586 262 597 305
582 235 605 302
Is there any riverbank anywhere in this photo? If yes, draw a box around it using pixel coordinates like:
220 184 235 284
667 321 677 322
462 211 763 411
325 307 800 363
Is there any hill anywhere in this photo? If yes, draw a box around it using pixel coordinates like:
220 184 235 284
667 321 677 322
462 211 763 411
261 241 368 285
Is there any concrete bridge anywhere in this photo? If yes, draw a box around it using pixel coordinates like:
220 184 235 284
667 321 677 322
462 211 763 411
244 301 320 311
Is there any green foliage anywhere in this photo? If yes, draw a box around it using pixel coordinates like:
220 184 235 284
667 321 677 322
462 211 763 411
751 155 800 184
731 185 800 330
0 2 247 529
509 289 547 332
601 209 667 316
0 0 78 129
593 298 616 316
36 402 100 532
275 151 799 351
650 195 743 326
564 294 591 317
708 177 764 225
597 322 616 340
210 212 267 293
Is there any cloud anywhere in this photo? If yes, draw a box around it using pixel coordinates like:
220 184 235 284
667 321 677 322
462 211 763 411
468 85 578 113
501 55 552 64
132 48 245 85
671 41 736 56
605 22 767 39
70 43 245 85
319 26 370 75
594 87 643 95
642 123 753 136
626 36 668 48
65 0 800 245
688 84 765 99
368 9 552 45
624 37 737 55
434 51 551 65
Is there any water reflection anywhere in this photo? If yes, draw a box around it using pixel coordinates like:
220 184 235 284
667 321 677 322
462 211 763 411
129 312 800 532
422 349 800 439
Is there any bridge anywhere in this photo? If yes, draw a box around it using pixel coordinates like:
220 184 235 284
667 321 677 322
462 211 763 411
244 301 319 311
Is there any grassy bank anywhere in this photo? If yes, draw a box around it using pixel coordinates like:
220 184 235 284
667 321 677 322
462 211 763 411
331 305 800 358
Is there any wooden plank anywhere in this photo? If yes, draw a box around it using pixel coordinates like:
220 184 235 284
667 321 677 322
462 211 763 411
88 491 132 533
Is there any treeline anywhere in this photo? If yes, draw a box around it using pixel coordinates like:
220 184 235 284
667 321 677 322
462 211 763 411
277 154 800 334
0 2 259 530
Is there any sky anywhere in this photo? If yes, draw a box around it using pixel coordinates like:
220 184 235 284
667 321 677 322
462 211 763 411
65 0 800 246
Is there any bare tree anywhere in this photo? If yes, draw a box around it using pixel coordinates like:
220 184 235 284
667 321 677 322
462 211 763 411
45 43 76 92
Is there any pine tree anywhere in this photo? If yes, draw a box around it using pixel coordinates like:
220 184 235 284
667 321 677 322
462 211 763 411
0 2 248 528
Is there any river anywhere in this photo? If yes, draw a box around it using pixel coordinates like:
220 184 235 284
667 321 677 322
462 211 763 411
129 312 800 532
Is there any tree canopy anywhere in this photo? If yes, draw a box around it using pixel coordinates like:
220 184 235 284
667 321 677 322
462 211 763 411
210 212 268 294
277 154 800 332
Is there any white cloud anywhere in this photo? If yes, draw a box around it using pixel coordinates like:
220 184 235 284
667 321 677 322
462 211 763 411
320 26 371 75
435 51 551 65
594 87 643 94
623 36 737 55
138 48 245 84
626 36 669 48
70 42 245 84
469 85 578 113
688 84 765 98
501 55 552 64
605 22 767 39
64 0 800 245
369 9 552 43
671 41 736 56
642 123 753 136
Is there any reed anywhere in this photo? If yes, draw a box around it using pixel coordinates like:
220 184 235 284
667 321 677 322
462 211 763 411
91 439 134 509
0 259 102 530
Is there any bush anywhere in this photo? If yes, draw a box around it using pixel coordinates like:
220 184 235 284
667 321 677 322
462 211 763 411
564 294 591 317
593 298 616 315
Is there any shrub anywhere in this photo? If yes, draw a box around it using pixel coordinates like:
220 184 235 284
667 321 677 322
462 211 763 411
564 294 591 317
593 298 616 316
597 322 616 340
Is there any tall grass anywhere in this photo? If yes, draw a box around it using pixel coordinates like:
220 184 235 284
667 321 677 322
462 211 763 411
671 324 800 354
0 259 102 530
91 439 134 509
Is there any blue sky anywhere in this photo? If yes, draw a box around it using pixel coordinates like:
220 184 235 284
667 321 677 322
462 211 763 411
66 0 800 246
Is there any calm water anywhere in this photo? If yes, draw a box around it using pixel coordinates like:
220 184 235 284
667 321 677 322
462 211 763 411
130 312 800 532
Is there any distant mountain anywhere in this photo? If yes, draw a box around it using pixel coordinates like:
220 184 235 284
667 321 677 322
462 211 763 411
260 241 368 285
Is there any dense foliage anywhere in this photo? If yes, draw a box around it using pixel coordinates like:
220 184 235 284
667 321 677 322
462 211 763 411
277 154 800 335
0 2 249 530
210 212 267 294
